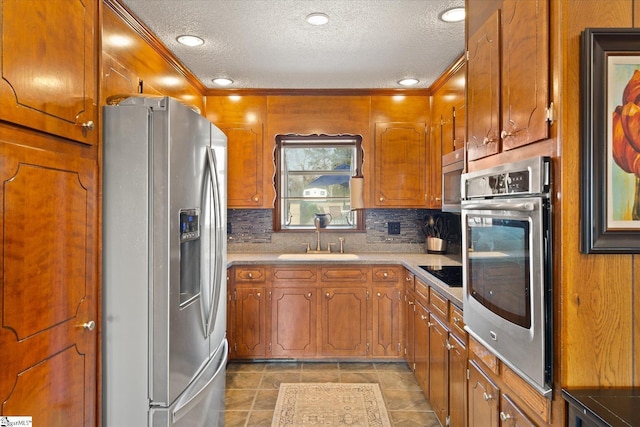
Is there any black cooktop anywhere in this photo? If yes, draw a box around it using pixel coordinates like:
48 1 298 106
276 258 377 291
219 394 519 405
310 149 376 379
418 265 463 287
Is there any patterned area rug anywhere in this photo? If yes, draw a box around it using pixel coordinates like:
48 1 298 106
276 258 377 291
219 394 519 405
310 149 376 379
272 383 392 427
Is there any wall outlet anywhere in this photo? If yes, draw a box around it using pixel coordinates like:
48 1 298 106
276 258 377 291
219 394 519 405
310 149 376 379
388 222 401 235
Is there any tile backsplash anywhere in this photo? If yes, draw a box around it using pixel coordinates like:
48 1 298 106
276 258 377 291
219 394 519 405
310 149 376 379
227 208 461 254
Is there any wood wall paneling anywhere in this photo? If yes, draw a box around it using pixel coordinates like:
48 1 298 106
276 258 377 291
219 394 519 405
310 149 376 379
558 0 635 388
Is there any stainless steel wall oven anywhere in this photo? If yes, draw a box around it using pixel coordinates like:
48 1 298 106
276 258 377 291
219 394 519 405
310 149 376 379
461 156 552 397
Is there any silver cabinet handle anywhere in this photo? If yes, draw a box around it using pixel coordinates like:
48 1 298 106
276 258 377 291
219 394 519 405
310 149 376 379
499 412 512 422
248 272 253 279
483 392 493 401
307 292 312 298
377 292 382 297
80 320 95 331
78 120 94 131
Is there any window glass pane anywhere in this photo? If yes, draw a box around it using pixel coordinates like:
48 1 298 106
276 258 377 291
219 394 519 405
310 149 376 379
279 138 360 230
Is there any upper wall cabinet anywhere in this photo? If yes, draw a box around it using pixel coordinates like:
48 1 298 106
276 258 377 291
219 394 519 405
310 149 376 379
0 0 98 145
466 0 549 161
218 123 265 208
373 122 427 207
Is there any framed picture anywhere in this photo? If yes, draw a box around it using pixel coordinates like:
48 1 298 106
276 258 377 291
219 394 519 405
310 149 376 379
581 28 640 253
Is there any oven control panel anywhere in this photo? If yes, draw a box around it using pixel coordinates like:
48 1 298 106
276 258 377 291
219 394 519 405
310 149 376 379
462 156 550 199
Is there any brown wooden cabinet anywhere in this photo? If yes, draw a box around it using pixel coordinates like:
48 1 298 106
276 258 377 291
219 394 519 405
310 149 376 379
371 285 402 357
373 122 427 207
0 135 98 426
0 0 98 145
500 394 536 427
371 266 402 358
271 287 317 357
217 123 265 208
467 0 550 162
468 360 500 427
228 264 400 360
230 266 269 358
448 333 468 427
233 286 268 358
321 286 368 357
429 314 450 426
414 301 430 394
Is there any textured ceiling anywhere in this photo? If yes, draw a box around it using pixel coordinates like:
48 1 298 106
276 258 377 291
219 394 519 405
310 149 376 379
119 0 465 90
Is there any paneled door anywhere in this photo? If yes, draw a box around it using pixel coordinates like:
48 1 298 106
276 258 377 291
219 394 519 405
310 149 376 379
0 139 98 425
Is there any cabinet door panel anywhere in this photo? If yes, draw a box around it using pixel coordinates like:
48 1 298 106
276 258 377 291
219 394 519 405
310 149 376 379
219 124 264 207
500 394 536 427
374 122 426 207
0 140 97 425
0 0 97 145
372 286 401 357
467 10 501 161
449 334 467 427
271 287 317 357
468 360 500 427
234 287 267 357
429 316 449 426
321 287 368 356
501 0 549 151
414 302 430 394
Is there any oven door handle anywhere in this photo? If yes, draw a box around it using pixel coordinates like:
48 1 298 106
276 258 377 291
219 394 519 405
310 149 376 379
462 201 536 212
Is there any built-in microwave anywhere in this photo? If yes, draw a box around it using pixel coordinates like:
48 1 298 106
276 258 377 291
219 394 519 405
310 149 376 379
461 156 553 397
441 148 464 212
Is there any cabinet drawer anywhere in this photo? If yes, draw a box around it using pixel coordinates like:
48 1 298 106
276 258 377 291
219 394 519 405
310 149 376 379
469 336 500 376
272 266 317 283
414 277 429 303
403 269 415 291
320 266 368 282
372 266 400 282
234 266 267 283
429 288 449 319
449 305 466 341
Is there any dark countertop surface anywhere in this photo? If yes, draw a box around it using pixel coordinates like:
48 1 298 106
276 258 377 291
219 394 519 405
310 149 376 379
562 388 640 427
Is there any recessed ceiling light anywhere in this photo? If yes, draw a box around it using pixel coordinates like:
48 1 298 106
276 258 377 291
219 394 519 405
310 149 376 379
439 7 465 23
213 78 233 86
306 12 329 26
398 78 419 86
176 35 204 46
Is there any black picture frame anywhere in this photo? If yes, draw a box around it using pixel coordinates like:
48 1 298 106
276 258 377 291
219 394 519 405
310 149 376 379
580 28 640 254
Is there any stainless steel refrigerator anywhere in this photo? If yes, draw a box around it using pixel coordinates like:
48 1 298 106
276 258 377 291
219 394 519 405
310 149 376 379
102 96 227 426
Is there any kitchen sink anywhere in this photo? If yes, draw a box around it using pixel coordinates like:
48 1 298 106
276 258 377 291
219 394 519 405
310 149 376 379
277 253 360 261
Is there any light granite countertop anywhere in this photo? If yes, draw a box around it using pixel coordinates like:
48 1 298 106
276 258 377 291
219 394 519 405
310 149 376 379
226 252 463 308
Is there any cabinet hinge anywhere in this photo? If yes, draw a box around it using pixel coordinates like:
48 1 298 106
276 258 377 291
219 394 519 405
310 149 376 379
446 415 450 426
233 290 237 301
366 291 370 300
466 368 470 380
397 342 402 352
398 291 401 301
269 342 272 352
234 342 237 352
545 102 555 124
269 291 272 301
366 342 370 353
466 50 470 61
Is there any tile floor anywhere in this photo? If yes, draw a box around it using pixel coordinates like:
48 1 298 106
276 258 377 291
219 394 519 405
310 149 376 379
224 360 441 427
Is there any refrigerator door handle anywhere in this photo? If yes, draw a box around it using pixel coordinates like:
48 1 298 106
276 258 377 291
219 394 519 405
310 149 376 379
172 339 228 423
204 146 224 336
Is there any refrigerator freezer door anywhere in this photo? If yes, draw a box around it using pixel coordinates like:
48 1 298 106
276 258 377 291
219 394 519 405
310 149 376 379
150 339 228 427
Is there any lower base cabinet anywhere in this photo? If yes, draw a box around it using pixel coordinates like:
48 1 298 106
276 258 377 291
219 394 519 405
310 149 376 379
271 287 317 357
321 287 369 357
228 265 401 360
468 360 500 427
448 333 467 427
